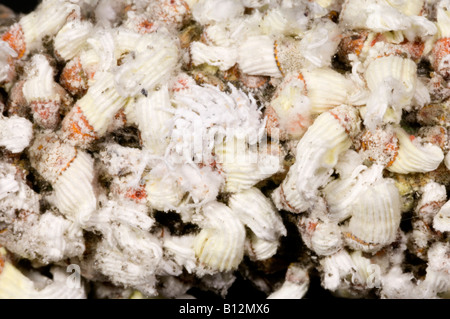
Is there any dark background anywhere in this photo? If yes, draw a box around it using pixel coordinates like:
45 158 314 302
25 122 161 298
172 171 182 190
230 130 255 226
1 0 40 13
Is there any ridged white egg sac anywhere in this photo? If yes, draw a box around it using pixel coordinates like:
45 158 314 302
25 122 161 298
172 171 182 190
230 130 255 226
0 0 80 63
163 234 198 275
419 242 450 298
301 68 354 114
22 54 64 129
387 126 444 174
298 216 343 256
229 188 286 242
54 19 93 61
190 41 238 71
363 55 417 129
340 0 434 40
113 31 180 97
320 249 382 298
61 71 128 147
237 35 283 78
0 115 33 153
264 72 312 140
415 182 447 226
0 210 85 265
343 165 402 253
193 201 246 272
0 248 86 299
299 19 341 69
134 84 174 156
272 104 361 213
192 0 244 25
93 225 163 296
267 263 310 299
214 138 283 193
143 163 185 212
434 199 450 233
229 187 286 260
431 4 450 79
28 132 97 225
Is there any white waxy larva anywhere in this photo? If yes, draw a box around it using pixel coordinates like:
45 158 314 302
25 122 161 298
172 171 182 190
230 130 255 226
387 127 444 174
419 242 450 297
415 182 446 225
267 264 310 299
193 201 246 272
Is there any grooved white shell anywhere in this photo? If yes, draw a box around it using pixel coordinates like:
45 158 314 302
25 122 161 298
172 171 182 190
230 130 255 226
238 35 282 78
228 187 286 242
387 127 444 174
54 19 93 61
190 41 238 71
310 222 343 256
193 201 245 271
0 115 33 153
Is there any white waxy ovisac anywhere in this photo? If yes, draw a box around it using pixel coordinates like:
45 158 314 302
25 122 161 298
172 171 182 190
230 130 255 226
190 41 238 71
343 165 401 253
54 19 93 61
0 115 33 153
387 127 444 174
134 84 174 156
193 201 246 272
267 264 310 299
272 104 360 213
238 35 282 78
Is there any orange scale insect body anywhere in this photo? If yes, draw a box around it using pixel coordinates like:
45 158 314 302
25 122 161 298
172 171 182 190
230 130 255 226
432 38 450 79
60 57 89 97
61 104 98 147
